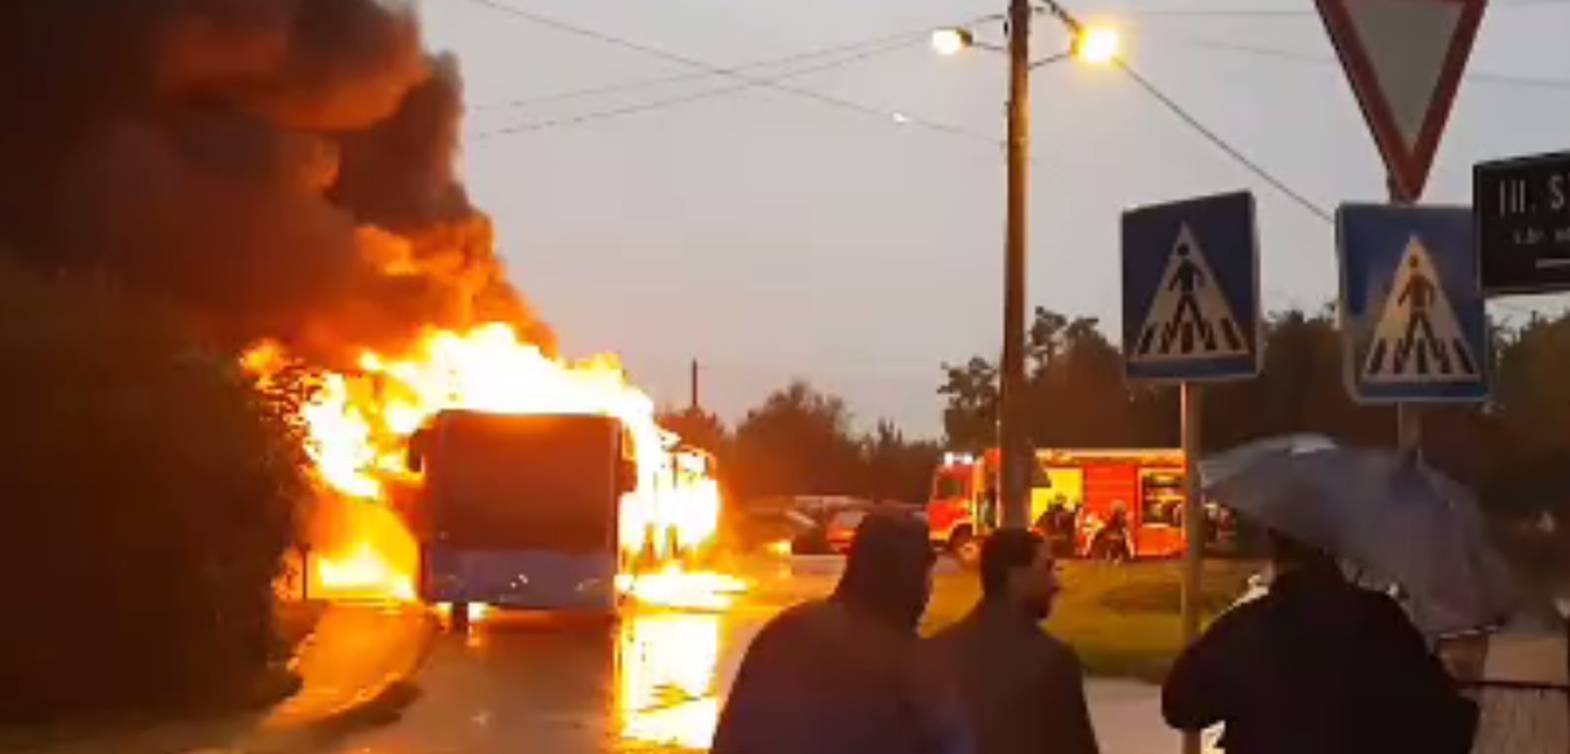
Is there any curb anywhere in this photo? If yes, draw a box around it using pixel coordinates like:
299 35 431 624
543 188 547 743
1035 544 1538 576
241 605 439 751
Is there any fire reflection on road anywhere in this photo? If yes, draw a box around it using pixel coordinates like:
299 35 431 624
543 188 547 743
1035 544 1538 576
617 610 724 750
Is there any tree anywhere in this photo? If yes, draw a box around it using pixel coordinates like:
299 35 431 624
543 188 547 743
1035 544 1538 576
1203 308 1394 452
0 261 308 718
658 406 730 458
940 308 1166 451
732 381 864 501
862 420 941 504
727 382 939 506
1024 310 1152 448
1478 311 1570 514
938 357 997 451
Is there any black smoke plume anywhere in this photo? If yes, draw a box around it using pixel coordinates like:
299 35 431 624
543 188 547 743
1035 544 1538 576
0 0 551 362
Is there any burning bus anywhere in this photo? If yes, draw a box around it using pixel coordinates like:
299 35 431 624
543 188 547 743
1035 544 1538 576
407 410 727 623
927 448 1189 563
245 325 739 616
408 412 636 620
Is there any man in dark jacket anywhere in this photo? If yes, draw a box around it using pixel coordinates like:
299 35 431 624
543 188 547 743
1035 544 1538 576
926 528 1100 754
712 512 963 754
1162 530 1477 754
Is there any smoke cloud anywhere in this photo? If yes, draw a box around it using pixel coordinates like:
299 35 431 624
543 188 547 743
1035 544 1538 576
0 0 550 362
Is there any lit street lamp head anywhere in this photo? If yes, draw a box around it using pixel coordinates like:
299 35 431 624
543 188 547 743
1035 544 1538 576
930 28 973 57
1074 25 1121 65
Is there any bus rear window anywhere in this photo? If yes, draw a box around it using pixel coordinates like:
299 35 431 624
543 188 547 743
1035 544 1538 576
432 414 620 552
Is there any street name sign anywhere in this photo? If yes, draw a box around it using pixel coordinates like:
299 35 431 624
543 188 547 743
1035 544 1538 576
1122 191 1260 382
1474 150 1570 294
1338 204 1488 402
1314 0 1487 201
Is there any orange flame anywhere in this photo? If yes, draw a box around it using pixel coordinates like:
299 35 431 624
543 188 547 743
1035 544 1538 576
244 323 734 605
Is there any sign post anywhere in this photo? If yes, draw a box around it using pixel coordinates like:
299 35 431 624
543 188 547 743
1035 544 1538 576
1475 150 1570 295
1122 191 1260 754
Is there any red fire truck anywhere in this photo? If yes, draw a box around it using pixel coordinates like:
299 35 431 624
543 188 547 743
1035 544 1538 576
927 448 1188 564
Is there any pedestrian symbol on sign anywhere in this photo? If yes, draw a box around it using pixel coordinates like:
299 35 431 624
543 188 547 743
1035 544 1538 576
1362 235 1478 382
1133 224 1247 361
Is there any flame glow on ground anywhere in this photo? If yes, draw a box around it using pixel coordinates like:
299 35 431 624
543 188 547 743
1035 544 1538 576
245 323 738 607
620 568 748 612
619 611 723 749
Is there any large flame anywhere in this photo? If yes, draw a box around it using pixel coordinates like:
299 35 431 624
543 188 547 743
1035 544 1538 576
245 323 734 606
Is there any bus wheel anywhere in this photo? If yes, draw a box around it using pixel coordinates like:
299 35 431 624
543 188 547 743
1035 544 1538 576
950 529 981 569
450 601 470 633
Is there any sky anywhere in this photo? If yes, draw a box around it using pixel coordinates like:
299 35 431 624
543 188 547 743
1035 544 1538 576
416 0 1570 439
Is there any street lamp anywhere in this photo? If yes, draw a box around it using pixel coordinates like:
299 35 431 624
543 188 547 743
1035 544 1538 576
933 4 1121 532
930 28 974 57
1075 25 1122 66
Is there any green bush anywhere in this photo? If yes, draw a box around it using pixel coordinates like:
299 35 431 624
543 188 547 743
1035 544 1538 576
0 261 308 720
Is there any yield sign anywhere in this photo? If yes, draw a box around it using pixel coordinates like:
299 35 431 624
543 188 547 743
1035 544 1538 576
1314 0 1487 201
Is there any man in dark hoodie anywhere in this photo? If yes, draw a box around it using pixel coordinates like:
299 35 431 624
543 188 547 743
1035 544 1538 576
926 527 1099 754
1162 529 1477 754
711 512 962 754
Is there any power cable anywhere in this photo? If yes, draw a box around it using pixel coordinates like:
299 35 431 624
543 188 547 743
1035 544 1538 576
472 37 932 138
462 0 1002 145
1129 0 1570 19
1113 60 1333 222
1029 0 1334 221
467 0 1333 224
1179 37 1570 91
471 28 937 111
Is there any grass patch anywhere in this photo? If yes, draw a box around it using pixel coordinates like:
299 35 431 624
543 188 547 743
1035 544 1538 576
923 559 1260 682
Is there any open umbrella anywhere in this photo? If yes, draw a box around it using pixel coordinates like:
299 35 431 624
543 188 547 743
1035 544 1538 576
1200 435 1515 635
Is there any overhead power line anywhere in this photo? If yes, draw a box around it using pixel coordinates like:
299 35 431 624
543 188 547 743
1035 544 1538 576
1027 0 1332 222
471 28 936 112
1114 59 1333 222
1130 0 1570 19
472 38 936 137
466 0 1334 224
463 0 1002 145
1178 37 1570 92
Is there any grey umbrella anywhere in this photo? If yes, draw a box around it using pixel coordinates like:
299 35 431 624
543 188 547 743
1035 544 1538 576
1200 436 1515 635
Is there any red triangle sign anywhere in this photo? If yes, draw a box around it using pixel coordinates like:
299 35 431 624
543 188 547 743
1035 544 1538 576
1315 0 1487 201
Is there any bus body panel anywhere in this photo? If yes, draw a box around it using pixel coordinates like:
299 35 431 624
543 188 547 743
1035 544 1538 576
422 546 617 611
415 411 626 612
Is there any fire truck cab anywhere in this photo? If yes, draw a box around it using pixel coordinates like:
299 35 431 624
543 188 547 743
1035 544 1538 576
927 448 1188 563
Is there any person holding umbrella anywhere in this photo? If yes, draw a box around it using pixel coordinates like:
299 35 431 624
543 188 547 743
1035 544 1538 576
1162 435 1503 753
1163 527 1477 753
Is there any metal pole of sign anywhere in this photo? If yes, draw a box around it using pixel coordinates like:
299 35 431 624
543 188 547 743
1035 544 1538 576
1388 177 1423 457
1397 403 1423 456
1180 381 1204 754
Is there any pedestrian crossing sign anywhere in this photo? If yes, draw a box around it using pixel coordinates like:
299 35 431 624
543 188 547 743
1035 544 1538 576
1338 204 1488 403
1122 191 1261 382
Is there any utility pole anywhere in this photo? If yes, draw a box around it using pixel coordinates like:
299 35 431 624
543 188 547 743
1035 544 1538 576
999 0 1032 528
689 359 700 412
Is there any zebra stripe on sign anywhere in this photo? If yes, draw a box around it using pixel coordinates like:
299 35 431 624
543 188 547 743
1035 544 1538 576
1132 224 1249 363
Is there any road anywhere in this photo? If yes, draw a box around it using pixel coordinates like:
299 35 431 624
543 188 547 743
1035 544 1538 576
298 557 1182 754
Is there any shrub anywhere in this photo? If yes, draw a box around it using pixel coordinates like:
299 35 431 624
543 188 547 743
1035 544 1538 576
0 261 307 719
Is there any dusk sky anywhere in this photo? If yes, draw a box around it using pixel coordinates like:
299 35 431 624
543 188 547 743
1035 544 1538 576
418 0 1570 438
